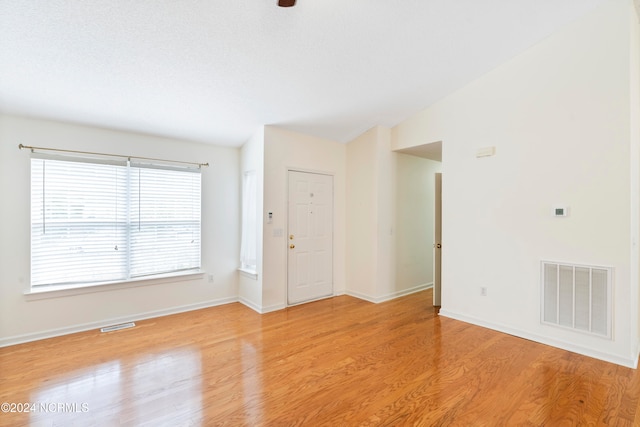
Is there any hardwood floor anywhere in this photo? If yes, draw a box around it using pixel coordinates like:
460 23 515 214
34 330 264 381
1 289 640 426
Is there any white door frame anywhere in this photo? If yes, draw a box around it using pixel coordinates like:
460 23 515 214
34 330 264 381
433 172 442 307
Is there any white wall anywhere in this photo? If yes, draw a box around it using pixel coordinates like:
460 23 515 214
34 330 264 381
395 154 442 290
346 126 436 302
374 127 397 299
0 115 240 344
346 127 379 299
631 0 640 353
262 126 346 311
392 0 638 366
239 128 265 312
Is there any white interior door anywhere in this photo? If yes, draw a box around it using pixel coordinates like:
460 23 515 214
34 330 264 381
287 171 333 305
433 173 442 306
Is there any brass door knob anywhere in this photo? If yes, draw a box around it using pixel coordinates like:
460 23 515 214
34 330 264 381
290 244 295 249
436 243 442 249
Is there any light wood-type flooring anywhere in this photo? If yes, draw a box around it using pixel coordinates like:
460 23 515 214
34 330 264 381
1 289 640 426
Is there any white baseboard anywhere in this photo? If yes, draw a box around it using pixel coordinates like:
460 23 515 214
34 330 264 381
237 297 287 314
238 296 262 313
346 282 433 304
0 296 238 348
439 308 638 369
239 288 349 314
261 303 286 313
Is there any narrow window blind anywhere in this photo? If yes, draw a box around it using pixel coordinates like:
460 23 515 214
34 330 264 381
30 155 201 288
240 171 257 271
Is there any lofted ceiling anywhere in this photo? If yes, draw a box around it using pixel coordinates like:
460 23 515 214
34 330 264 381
0 0 607 147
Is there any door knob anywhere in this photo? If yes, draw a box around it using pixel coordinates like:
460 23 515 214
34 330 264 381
436 243 442 249
290 244 295 249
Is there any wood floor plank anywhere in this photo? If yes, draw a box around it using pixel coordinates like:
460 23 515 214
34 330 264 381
1 289 640 426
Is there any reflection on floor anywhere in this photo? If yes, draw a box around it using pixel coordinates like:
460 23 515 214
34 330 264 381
1 289 639 425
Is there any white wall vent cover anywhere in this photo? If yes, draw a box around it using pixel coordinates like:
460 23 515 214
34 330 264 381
541 261 612 339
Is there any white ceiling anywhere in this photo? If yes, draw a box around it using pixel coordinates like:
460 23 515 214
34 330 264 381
0 0 607 147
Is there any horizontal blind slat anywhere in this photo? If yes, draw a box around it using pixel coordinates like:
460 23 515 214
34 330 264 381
31 158 201 287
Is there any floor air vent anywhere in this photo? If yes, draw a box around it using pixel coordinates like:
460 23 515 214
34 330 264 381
541 261 612 339
100 322 136 333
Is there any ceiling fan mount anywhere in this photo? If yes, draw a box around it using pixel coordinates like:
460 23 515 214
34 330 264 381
278 0 296 7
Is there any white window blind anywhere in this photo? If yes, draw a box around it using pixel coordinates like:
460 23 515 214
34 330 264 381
240 170 257 271
31 155 201 288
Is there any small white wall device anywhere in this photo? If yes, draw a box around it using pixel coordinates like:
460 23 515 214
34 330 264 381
476 146 496 158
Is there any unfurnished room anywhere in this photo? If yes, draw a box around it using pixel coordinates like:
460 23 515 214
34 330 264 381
1 0 640 425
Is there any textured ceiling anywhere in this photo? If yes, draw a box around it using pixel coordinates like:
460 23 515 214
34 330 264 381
0 0 607 147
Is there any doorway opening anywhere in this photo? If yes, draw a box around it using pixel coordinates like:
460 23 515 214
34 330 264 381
394 141 442 307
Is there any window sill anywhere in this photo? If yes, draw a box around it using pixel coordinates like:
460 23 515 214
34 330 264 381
238 268 258 280
24 270 205 301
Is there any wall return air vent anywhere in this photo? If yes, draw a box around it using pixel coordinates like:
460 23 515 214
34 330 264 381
541 261 612 339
